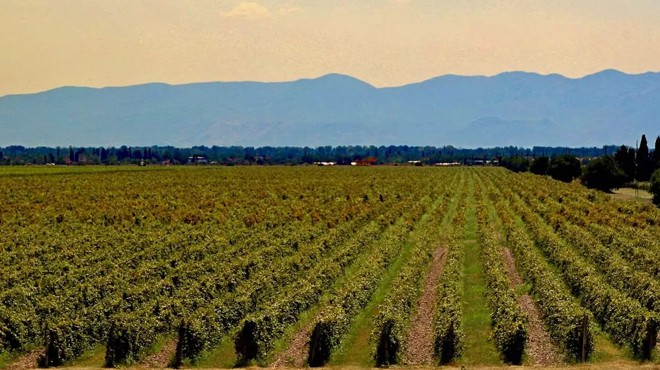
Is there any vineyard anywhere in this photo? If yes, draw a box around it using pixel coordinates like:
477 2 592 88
1 166 660 368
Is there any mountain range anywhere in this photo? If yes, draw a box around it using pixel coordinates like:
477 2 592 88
1 69 658 148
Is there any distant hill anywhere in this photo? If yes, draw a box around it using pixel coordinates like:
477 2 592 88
1 70 658 147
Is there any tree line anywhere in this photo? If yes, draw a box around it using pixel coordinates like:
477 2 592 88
500 134 660 204
0 144 619 166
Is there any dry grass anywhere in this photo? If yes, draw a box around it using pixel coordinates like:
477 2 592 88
609 188 653 202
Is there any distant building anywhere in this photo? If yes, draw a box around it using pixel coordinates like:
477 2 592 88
356 157 377 166
187 155 208 165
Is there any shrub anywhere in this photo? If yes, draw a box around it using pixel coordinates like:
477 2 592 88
651 169 660 206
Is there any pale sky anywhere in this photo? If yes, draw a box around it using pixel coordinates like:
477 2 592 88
2 0 660 96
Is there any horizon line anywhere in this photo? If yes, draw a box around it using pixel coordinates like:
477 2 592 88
3 68 660 99
0 143 626 151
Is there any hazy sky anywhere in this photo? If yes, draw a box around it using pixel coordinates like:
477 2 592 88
2 0 660 96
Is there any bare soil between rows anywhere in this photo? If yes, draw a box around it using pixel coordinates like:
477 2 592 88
403 246 448 365
139 339 177 368
5 349 43 370
502 247 563 366
270 321 315 367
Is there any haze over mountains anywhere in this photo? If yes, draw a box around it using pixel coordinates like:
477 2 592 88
1 70 658 148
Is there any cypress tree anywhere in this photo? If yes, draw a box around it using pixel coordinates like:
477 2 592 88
653 136 660 169
636 135 652 181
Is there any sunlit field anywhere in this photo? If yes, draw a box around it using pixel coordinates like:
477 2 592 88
1 166 659 369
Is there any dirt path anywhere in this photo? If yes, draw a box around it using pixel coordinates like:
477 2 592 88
5 349 44 370
139 339 176 368
403 246 448 365
270 321 315 367
502 247 563 366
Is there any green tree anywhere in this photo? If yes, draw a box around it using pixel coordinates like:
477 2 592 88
500 157 530 173
651 169 660 206
613 145 636 182
530 156 549 175
636 134 653 181
653 136 660 171
548 155 581 183
581 156 626 192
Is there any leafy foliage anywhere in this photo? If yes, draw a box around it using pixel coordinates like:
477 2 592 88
651 169 660 206
371 181 458 366
475 201 527 364
500 157 530 173
614 145 636 182
482 171 594 361
1 166 660 366
105 312 158 367
432 198 466 364
495 171 658 359
306 208 422 366
581 155 626 191
529 156 549 175
548 155 581 182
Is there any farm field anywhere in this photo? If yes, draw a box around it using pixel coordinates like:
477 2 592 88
1 166 660 369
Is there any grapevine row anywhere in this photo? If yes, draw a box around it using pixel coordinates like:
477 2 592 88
479 170 593 361
474 183 527 364
494 172 658 358
432 188 466 364
370 177 460 366
305 203 427 367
